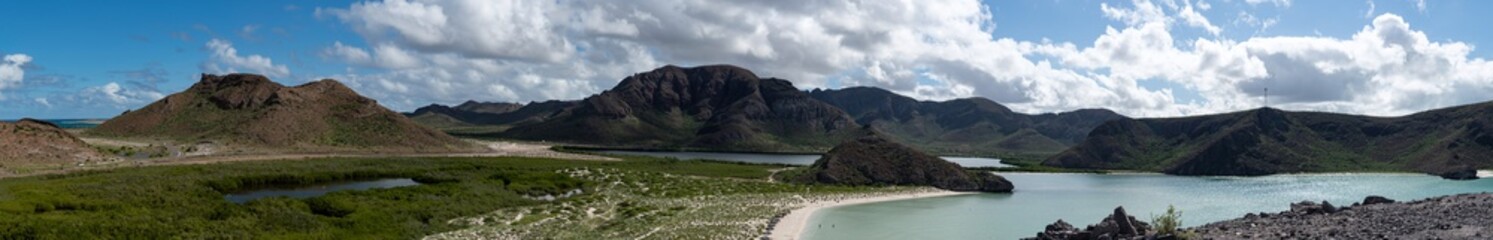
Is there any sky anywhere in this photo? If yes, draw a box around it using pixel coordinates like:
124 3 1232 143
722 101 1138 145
3 0 1492 119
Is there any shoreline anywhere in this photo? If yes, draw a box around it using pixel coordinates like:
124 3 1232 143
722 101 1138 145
766 190 978 240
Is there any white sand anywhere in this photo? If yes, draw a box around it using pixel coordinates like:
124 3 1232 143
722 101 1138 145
767 190 977 240
1478 170 1492 178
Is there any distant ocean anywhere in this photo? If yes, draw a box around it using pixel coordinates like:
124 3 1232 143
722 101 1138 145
1 118 107 129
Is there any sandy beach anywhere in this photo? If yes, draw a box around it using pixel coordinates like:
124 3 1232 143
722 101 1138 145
767 190 977 240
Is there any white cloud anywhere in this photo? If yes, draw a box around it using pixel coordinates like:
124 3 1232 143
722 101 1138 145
1177 1 1222 35
315 0 1493 118
1244 0 1292 7
33 97 50 108
72 82 165 106
239 24 260 41
0 53 31 97
319 0 574 62
1364 0 1377 18
201 38 290 78
1233 11 1279 33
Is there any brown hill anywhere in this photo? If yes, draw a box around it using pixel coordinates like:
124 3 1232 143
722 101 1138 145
1 119 112 173
1045 103 1493 177
90 73 470 153
496 65 860 152
796 130 1013 192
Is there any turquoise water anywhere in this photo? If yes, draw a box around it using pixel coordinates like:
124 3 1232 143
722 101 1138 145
2 119 105 129
224 178 421 204
593 150 1012 168
803 173 1493 240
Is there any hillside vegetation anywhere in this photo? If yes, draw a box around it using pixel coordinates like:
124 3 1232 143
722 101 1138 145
1045 105 1493 176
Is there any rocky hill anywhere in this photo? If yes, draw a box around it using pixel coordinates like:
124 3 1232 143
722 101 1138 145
496 65 860 152
406 100 574 131
90 73 471 153
413 65 1124 156
794 130 1013 192
809 87 1125 155
0 119 111 174
1044 104 1493 177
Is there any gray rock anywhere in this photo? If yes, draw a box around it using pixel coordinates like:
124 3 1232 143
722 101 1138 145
1363 195 1396 205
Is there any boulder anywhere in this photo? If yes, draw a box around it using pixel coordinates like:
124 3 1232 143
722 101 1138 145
1362 195 1396 205
1289 201 1337 215
1026 207 1152 240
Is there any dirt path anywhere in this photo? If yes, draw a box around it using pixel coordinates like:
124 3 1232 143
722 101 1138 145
2 140 616 180
767 167 795 183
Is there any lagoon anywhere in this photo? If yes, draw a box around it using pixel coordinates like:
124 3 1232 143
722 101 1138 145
803 173 1493 240
224 178 421 204
592 150 1013 168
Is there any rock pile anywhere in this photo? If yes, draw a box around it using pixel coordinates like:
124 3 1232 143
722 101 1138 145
1192 194 1493 239
1028 207 1154 240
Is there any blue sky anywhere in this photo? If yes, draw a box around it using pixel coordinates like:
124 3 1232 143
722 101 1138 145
2 0 1491 119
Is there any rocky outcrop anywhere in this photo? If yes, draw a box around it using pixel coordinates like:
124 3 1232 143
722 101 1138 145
1192 194 1493 239
1045 103 1493 176
795 130 1013 192
1028 207 1153 240
0 119 112 172
91 73 471 153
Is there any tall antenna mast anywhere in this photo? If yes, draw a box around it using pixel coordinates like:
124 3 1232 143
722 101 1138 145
1264 87 1268 108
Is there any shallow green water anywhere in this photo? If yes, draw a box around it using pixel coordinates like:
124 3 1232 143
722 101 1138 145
803 173 1493 240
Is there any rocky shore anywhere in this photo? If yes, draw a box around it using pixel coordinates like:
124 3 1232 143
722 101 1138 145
1029 193 1493 239
1191 193 1493 239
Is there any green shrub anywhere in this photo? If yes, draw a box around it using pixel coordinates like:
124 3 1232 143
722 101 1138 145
1151 205 1194 239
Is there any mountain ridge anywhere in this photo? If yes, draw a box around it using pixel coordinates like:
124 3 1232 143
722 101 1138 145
1044 103 1493 176
412 65 1126 156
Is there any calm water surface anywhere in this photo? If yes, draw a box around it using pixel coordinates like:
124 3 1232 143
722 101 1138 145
804 173 1493 240
593 150 1012 168
224 178 421 203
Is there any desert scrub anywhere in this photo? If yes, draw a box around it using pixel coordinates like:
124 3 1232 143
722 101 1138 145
1151 205 1198 239
0 155 794 239
429 168 935 240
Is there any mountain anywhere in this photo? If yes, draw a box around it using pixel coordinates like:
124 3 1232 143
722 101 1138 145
808 87 1125 155
794 130 1013 192
90 73 471 153
1044 104 1493 176
1 119 111 173
412 65 1125 156
495 65 860 152
406 100 575 133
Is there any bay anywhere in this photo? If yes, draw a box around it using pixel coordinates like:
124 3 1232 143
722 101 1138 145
803 173 1493 240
